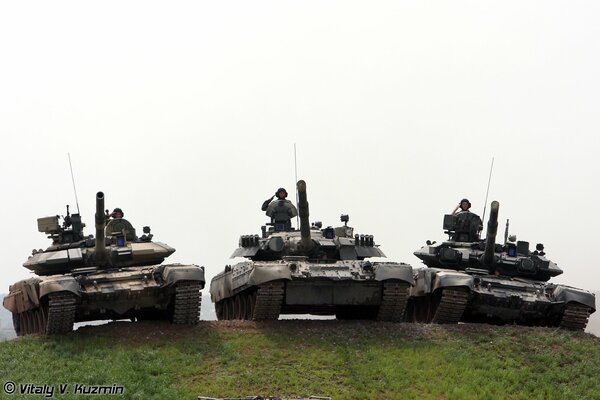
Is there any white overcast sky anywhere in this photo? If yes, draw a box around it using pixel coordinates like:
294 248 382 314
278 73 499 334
1 1 599 295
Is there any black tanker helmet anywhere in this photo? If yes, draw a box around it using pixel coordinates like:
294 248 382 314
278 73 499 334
112 208 124 217
276 188 288 198
460 199 471 209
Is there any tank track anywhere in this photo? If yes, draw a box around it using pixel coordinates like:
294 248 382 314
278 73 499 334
12 314 21 336
172 282 202 324
430 288 469 324
559 303 591 331
13 307 48 336
251 281 284 320
13 309 33 336
377 281 410 322
46 292 77 335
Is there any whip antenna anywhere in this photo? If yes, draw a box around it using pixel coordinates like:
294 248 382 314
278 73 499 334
68 153 81 214
294 143 299 228
481 157 495 226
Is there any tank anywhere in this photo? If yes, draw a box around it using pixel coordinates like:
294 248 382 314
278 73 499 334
210 180 414 321
3 191 205 336
410 201 596 330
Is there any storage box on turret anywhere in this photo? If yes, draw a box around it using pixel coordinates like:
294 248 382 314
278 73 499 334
37 216 59 233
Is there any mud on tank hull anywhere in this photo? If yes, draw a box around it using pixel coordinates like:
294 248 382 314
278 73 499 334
210 259 414 321
3 264 205 336
408 268 596 330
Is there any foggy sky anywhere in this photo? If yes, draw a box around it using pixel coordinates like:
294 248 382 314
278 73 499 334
1 1 599 297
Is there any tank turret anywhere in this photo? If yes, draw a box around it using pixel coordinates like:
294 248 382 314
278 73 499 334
232 180 386 261
481 200 499 266
23 191 177 275
417 200 563 280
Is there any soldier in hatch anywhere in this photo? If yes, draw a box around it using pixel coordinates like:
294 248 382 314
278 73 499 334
452 198 472 215
110 207 124 219
450 198 481 241
261 187 298 231
106 207 137 240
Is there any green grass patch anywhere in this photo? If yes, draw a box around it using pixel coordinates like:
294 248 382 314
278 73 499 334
1 321 599 399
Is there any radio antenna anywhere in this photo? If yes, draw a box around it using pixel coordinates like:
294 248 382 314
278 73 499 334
68 153 81 214
481 157 495 226
294 143 299 228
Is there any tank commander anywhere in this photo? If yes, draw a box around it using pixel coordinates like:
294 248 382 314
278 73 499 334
106 207 137 240
451 198 482 241
261 187 298 231
110 207 124 219
452 198 472 215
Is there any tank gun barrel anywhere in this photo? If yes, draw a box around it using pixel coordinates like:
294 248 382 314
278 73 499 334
482 200 499 265
95 191 107 258
296 180 314 251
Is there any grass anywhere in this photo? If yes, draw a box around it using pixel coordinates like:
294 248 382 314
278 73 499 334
1 321 600 399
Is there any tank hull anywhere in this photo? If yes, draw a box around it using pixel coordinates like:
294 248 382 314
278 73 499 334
408 267 595 330
464 274 595 329
3 264 205 336
210 259 413 321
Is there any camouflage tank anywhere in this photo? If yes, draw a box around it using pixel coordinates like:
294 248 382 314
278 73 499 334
3 191 205 336
210 180 413 321
410 201 595 330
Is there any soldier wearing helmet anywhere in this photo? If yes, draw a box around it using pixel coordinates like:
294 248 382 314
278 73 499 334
110 208 124 219
261 187 298 231
450 198 482 241
452 198 472 215
106 207 137 241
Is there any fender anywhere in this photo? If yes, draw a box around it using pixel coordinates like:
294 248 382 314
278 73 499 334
211 262 292 303
247 263 292 286
210 270 233 303
162 264 206 287
3 278 42 313
373 263 414 285
432 270 474 292
39 276 81 299
553 285 596 311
